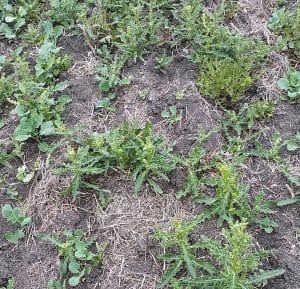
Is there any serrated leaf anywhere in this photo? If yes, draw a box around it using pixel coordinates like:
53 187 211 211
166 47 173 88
247 269 285 284
159 260 183 288
277 197 299 207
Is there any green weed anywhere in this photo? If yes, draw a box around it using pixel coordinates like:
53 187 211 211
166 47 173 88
161 106 182 124
193 19 269 102
277 68 300 101
0 278 15 289
1 204 31 244
268 5 300 57
0 0 42 40
155 53 173 73
285 131 300 151
2 47 72 142
56 122 177 200
155 220 284 288
39 229 106 287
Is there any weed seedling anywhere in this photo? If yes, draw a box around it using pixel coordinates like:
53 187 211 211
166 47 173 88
161 106 182 124
277 68 300 101
1 204 31 244
0 278 15 289
285 131 300 151
155 53 173 73
39 229 106 287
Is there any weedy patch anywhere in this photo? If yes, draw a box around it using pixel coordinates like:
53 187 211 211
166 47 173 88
1 204 31 244
39 229 106 287
56 122 177 200
185 8 269 102
155 53 173 73
206 162 277 232
268 4 300 58
1 45 71 142
155 220 284 289
0 0 42 40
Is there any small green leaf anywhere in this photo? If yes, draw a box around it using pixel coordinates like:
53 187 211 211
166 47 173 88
68 261 80 274
277 78 289 90
99 80 110 92
5 229 25 244
5 16 16 23
54 81 69 92
68 276 81 287
277 197 299 207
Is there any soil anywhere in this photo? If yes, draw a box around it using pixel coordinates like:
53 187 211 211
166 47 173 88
0 1 300 289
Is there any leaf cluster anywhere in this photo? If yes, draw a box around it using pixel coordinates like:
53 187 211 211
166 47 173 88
1 204 31 244
1 45 71 142
268 5 300 57
193 17 269 102
56 122 177 200
39 229 106 287
155 220 284 289
277 68 300 101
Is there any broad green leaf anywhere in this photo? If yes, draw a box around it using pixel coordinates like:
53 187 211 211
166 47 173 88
22 172 34 183
40 121 55 136
68 261 80 274
68 276 81 287
99 80 110 92
277 78 289 90
5 16 16 23
54 81 69 92
5 229 24 244
14 18 25 30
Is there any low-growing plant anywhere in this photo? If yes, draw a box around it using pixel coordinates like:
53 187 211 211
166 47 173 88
268 5 300 57
206 162 277 232
161 106 182 124
16 165 35 183
95 48 130 105
0 278 15 289
1 204 31 244
277 68 300 101
56 122 177 200
223 100 275 154
0 0 42 40
285 131 300 151
155 53 173 73
3 49 72 142
39 229 106 287
153 214 215 288
155 220 284 288
193 16 269 102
